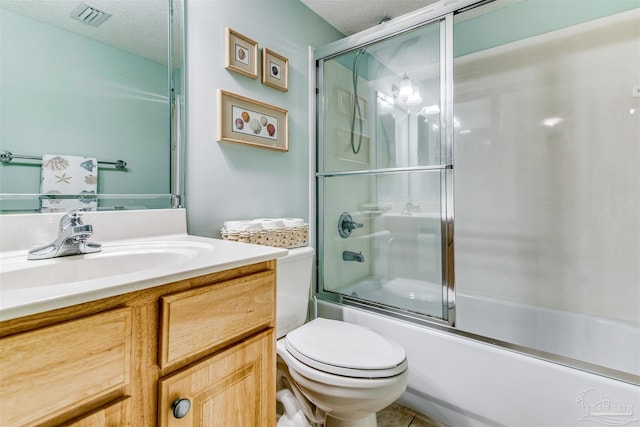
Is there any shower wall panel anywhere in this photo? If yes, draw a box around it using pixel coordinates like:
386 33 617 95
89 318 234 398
453 9 640 324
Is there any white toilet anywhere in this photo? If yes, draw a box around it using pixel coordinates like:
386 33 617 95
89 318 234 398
276 247 408 427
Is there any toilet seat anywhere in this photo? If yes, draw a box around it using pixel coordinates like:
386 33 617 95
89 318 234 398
284 318 407 378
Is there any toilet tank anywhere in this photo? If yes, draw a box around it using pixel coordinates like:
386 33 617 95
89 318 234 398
276 246 314 338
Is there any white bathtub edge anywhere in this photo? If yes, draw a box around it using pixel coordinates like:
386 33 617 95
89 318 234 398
317 300 640 427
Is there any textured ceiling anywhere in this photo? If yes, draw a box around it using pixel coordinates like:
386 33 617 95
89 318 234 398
301 0 439 35
0 0 437 64
0 0 170 64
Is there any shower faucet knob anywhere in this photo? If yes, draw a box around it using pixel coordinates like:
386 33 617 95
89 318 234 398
338 212 363 238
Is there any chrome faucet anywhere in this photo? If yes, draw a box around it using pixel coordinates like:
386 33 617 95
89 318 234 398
343 250 365 263
401 202 421 215
28 209 102 260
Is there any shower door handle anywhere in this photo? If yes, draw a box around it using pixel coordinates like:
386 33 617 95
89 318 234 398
338 212 363 238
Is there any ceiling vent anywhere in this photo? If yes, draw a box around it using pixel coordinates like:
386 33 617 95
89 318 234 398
70 2 112 27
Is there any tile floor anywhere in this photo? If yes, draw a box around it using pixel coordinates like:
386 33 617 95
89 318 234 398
377 403 448 427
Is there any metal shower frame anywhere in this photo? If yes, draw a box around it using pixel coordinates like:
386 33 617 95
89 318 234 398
310 0 639 386
312 1 479 327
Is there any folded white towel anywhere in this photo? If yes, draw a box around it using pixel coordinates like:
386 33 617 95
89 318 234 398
223 220 262 231
282 218 304 227
40 154 98 212
224 218 307 232
261 219 285 229
223 220 247 230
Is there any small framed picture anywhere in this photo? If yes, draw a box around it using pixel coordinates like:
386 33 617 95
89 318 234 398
217 89 288 152
225 27 258 79
261 48 288 92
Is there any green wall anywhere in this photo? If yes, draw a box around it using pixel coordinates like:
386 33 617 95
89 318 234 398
0 9 169 197
185 0 343 237
455 0 640 57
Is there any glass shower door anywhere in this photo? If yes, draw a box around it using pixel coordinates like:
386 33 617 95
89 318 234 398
316 17 454 322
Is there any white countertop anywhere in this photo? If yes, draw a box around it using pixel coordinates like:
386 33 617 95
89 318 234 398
0 209 288 321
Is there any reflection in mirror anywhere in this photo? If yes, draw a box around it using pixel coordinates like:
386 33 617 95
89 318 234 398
375 100 410 201
0 0 183 213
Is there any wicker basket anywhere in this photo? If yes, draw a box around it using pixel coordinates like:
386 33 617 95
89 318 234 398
221 224 308 249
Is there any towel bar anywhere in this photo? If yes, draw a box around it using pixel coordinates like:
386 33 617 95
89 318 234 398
0 150 126 169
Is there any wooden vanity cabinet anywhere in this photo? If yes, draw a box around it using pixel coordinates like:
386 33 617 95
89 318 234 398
64 398 132 427
0 260 277 427
157 268 276 426
158 330 274 427
0 308 133 427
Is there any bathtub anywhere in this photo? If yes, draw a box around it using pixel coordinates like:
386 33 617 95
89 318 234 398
343 277 443 318
341 277 639 376
316 283 640 426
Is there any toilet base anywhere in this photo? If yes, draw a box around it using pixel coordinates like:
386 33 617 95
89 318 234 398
325 413 376 427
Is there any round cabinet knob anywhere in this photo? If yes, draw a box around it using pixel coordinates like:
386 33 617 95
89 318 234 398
171 397 191 419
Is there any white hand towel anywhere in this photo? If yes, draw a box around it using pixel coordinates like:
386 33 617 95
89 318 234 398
223 220 262 231
261 219 285 229
40 154 98 212
282 218 304 227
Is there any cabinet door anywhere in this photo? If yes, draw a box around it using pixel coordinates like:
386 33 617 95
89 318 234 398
0 307 132 426
158 329 275 427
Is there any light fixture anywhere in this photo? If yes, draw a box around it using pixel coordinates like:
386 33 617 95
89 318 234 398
391 84 399 98
406 89 422 106
398 74 414 97
377 92 395 113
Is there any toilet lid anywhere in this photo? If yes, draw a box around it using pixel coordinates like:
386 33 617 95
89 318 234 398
284 318 407 378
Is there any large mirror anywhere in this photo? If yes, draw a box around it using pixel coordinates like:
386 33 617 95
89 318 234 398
0 0 184 213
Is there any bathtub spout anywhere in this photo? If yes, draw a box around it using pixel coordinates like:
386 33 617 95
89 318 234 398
343 250 364 262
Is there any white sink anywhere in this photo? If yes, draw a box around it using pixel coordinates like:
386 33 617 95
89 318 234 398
0 241 212 290
0 209 288 322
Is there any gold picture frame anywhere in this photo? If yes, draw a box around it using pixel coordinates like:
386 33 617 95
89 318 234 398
217 89 288 152
261 48 288 92
224 27 258 79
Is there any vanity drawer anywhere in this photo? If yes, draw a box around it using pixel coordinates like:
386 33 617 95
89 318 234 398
64 397 132 427
159 270 275 369
0 308 132 426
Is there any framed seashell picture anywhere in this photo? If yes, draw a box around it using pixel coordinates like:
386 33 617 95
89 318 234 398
217 89 288 151
224 27 258 79
261 48 288 92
